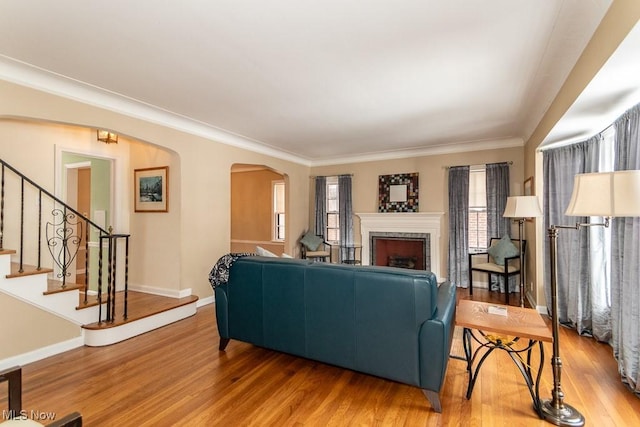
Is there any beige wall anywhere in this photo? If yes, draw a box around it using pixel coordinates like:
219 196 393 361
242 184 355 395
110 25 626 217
0 80 310 361
129 141 182 292
0 293 80 359
311 146 525 278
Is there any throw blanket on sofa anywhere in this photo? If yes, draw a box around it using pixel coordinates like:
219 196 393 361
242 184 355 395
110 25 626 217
209 253 254 289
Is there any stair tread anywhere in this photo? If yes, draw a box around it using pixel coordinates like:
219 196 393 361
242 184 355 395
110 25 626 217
0 249 17 256
8 262 53 278
45 279 84 295
77 292 102 310
82 292 199 330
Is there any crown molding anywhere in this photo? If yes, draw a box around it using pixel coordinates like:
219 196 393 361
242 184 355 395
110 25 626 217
0 55 524 168
309 137 524 167
0 55 313 166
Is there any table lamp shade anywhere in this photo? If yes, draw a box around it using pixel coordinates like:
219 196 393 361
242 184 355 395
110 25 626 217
565 170 640 217
503 196 543 218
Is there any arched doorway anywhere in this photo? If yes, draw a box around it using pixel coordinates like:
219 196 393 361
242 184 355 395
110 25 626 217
230 164 289 256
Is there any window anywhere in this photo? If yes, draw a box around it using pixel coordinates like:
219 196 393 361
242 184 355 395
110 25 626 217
468 167 487 250
326 176 339 243
273 180 285 241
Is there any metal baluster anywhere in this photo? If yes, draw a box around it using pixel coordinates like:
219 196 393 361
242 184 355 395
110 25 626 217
37 190 42 270
110 236 117 321
106 235 113 322
124 236 129 320
19 178 24 273
97 233 104 323
61 206 67 288
84 219 89 305
0 164 4 250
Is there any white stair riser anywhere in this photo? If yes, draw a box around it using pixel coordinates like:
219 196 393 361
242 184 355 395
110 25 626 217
0 273 107 325
83 302 197 346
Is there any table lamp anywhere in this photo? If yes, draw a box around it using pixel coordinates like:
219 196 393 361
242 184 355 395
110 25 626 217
542 170 640 426
503 195 543 307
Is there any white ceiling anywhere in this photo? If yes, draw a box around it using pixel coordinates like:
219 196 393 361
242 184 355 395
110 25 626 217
0 0 629 165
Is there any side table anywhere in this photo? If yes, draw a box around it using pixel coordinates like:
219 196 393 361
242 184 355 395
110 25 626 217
455 300 553 418
339 244 362 264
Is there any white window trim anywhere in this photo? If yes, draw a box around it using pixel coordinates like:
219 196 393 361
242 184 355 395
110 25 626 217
326 176 339 244
469 166 488 251
272 180 285 242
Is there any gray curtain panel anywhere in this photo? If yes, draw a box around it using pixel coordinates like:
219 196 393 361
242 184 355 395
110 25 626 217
314 176 327 239
448 166 470 287
338 174 354 261
485 162 514 293
486 162 511 239
543 138 602 336
612 104 640 395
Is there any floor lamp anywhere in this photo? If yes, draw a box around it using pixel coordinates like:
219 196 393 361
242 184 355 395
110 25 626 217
503 195 543 307
542 170 640 427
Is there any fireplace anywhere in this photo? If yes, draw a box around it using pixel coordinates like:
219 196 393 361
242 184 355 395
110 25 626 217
371 232 430 270
357 212 444 280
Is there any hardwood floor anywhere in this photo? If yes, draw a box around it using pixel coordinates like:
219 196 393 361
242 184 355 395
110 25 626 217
6 288 640 426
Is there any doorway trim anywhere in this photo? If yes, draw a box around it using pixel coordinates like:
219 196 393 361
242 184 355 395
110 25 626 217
54 145 124 234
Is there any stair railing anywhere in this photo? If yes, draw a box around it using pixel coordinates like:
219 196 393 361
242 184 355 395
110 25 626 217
0 159 130 323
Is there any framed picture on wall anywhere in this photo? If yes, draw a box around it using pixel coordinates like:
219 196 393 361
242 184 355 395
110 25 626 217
134 166 169 212
378 172 419 212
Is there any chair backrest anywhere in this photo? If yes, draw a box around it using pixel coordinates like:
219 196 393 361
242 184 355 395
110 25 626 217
0 366 22 419
487 237 526 258
299 231 327 257
0 366 83 426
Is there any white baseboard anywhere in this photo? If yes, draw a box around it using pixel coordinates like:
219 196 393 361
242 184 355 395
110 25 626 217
536 304 549 315
0 336 84 371
197 295 214 307
128 284 192 299
472 280 490 289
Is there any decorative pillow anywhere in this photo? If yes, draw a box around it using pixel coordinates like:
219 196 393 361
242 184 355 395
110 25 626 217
300 231 323 251
488 235 519 265
281 253 293 258
256 246 278 257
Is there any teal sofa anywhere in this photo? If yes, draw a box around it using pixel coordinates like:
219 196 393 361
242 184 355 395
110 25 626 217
214 256 457 412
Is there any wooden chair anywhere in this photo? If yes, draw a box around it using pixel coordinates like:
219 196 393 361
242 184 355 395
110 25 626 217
299 232 333 262
468 237 525 305
0 366 82 427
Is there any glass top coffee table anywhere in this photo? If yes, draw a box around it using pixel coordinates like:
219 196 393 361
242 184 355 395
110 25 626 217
455 300 553 418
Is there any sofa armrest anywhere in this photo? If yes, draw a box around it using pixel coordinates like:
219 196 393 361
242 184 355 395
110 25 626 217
418 281 457 393
214 286 229 341
469 251 491 269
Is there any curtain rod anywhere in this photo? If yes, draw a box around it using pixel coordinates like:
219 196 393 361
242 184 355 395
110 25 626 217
310 174 354 179
538 124 613 152
443 161 513 170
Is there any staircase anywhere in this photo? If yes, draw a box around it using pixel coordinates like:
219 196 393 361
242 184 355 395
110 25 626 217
0 250 103 325
0 158 198 367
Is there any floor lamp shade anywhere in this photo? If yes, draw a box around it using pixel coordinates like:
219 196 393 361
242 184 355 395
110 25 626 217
502 196 542 308
503 196 543 219
565 170 640 217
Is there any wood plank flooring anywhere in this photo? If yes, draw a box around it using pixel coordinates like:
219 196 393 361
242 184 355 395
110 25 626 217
5 288 640 426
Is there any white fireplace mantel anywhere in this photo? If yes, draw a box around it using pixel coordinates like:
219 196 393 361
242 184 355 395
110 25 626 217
356 212 444 280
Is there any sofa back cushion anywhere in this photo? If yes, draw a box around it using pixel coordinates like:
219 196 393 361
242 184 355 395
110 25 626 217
226 256 438 387
305 263 436 385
